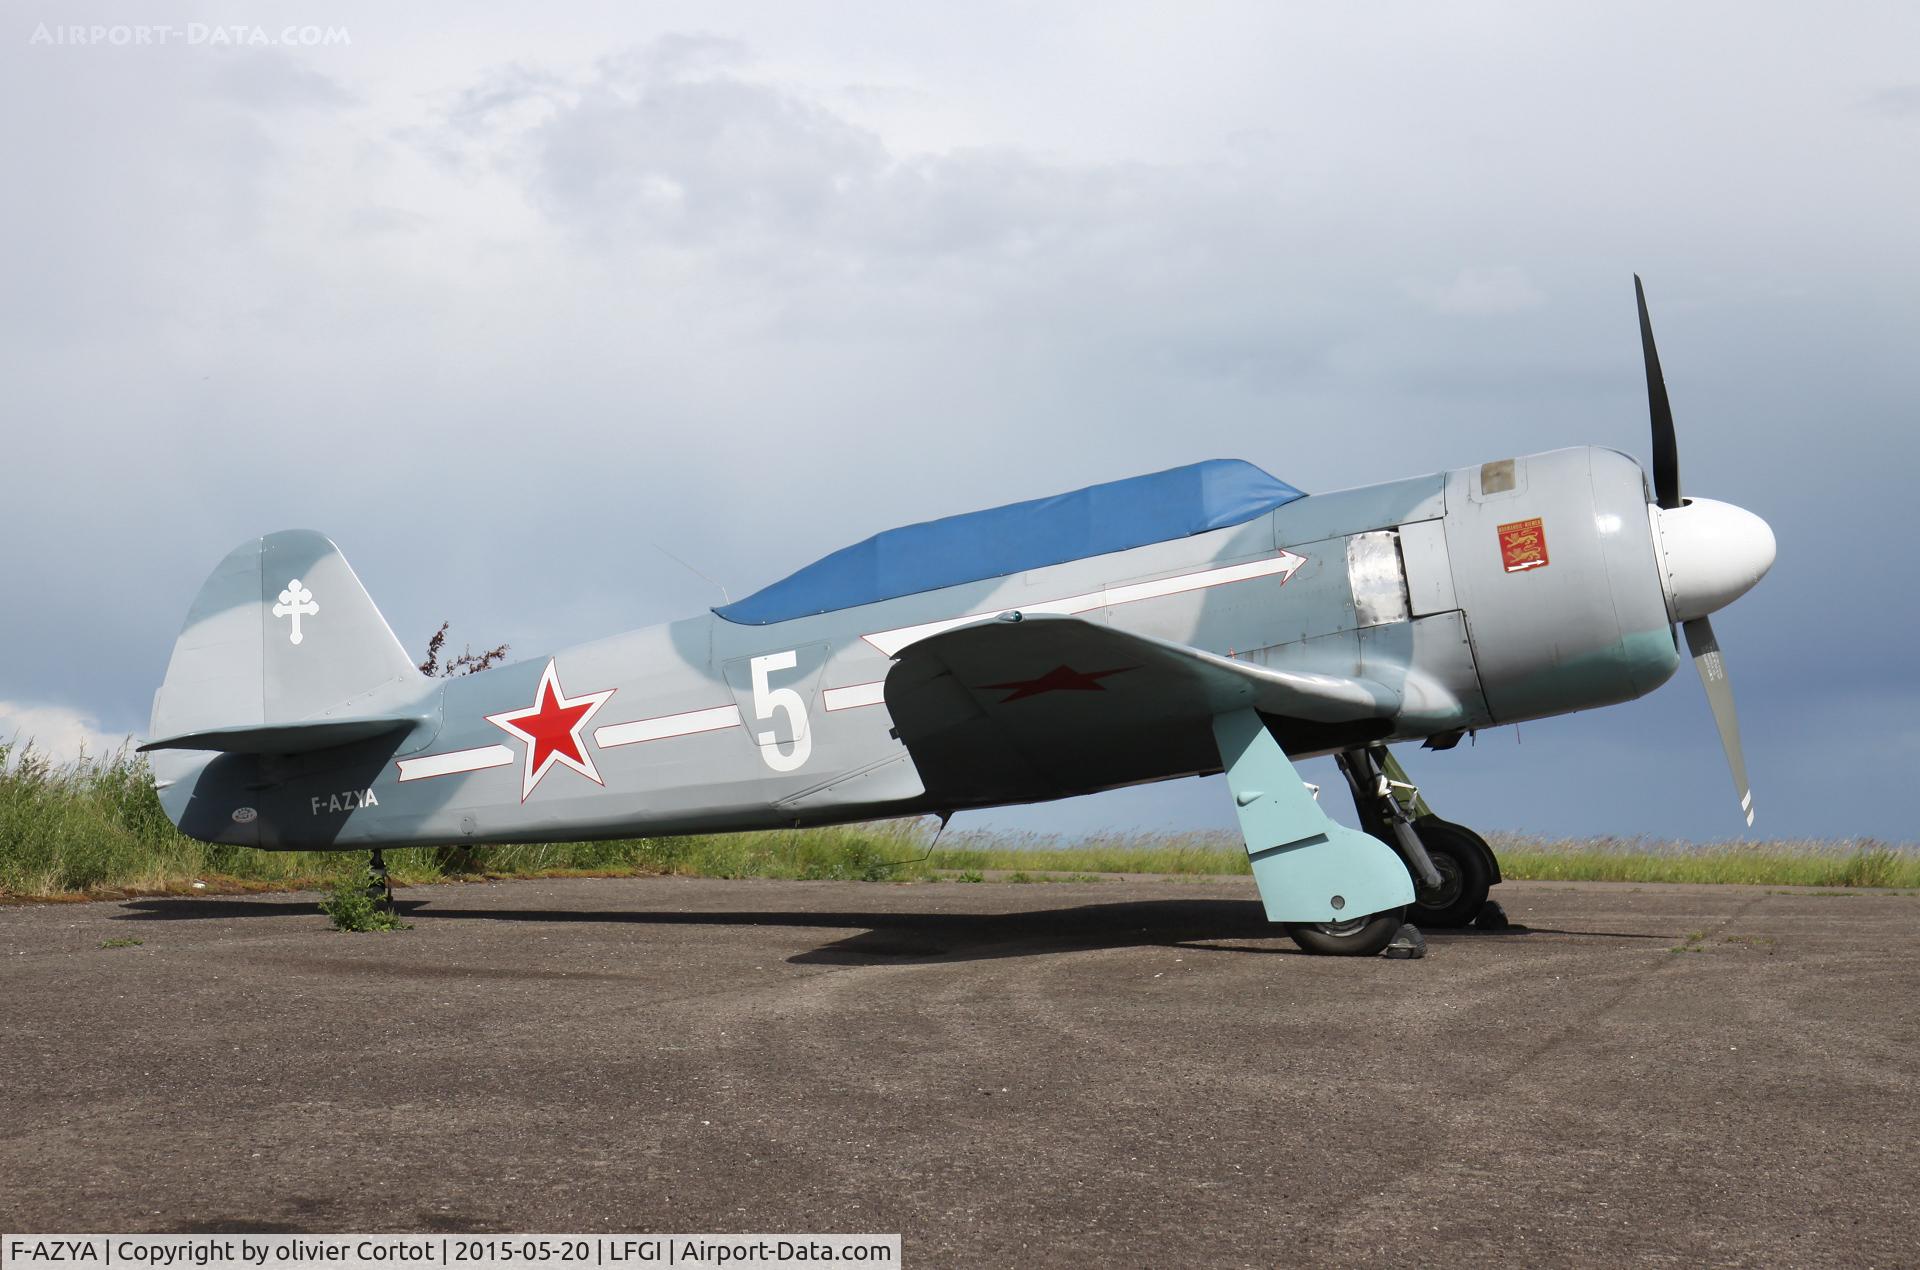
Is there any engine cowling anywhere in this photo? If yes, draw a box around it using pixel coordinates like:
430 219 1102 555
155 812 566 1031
1441 446 1680 726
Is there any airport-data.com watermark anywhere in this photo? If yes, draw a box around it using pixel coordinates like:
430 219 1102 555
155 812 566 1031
27 21 350 47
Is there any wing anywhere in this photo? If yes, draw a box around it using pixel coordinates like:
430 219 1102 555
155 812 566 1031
882 613 1401 804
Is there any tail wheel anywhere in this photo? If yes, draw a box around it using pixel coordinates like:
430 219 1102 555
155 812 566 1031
1284 908 1406 956
1408 819 1493 928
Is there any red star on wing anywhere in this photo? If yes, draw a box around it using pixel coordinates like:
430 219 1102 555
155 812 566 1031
485 659 616 801
978 664 1136 703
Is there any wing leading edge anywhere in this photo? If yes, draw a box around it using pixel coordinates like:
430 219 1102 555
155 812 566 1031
881 613 1401 805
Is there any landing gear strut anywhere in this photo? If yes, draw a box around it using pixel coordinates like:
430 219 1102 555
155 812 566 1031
365 848 394 910
1336 746 1500 929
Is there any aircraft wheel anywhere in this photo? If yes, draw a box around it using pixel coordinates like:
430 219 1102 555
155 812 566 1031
1285 908 1406 956
1408 819 1492 929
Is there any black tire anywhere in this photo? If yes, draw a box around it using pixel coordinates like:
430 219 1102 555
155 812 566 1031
1284 908 1406 956
1407 819 1493 929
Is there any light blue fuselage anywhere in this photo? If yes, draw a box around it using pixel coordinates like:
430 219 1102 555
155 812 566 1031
155 446 1677 851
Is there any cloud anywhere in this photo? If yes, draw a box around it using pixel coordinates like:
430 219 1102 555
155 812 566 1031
1863 84 1920 117
439 62 571 141
407 41 1371 402
209 50 356 112
0 701 135 766
527 71 890 245
432 46 1217 258
1405 267 1547 315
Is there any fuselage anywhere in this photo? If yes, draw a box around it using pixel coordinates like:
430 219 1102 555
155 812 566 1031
158 445 1685 850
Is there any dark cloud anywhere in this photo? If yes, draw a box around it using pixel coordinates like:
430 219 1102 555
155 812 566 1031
1 17 1914 843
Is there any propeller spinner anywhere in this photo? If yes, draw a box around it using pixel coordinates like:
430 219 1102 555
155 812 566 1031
1635 276 1776 827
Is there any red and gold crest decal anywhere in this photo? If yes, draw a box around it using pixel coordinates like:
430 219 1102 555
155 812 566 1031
1497 518 1549 573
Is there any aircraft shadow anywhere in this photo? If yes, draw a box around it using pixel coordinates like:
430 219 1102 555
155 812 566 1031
419 897 1300 964
114 893 1564 965
118 898 327 920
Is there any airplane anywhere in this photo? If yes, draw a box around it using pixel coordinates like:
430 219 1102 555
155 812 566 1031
140 279 1775 956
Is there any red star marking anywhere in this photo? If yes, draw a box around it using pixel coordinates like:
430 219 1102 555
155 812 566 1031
485 660 616 801
979 664 1136 703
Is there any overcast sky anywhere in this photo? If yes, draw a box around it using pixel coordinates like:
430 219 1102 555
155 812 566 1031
2 2 1915 843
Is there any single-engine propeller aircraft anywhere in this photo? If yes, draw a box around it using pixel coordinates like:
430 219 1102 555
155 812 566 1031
143 279 1775 955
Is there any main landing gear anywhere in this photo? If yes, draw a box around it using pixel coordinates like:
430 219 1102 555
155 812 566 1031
365 848 395 909
1212 709 1419 956
1211 712 1495 955
1336 746 1503 930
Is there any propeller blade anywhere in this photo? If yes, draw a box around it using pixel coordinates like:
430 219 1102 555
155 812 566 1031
1635 274 1683 510
1682 615 1754 827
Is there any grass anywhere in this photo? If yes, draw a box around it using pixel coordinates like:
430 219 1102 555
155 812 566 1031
2 744 1917 901
0 743 964 897
1484 832 1920 888
1670 928 1711 954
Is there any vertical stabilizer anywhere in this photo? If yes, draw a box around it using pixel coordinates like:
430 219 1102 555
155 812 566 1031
148 530 421 745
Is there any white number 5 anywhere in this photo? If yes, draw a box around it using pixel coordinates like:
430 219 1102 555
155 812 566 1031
750 650 812 772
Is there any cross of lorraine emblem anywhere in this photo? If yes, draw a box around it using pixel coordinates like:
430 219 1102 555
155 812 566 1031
272 579 318 645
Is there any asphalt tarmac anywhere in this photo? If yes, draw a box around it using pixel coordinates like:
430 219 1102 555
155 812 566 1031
2 876 1916 1267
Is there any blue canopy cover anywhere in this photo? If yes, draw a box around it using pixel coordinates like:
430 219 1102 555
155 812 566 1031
714 459 1307 626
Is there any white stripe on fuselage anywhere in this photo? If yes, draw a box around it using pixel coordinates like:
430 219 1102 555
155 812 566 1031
396 745 514 782
823 681 887 712
595 704 742 749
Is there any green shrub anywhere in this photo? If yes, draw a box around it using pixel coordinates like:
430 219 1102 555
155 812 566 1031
318 868 411 933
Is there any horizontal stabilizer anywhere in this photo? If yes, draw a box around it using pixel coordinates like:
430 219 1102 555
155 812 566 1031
140 715 419 755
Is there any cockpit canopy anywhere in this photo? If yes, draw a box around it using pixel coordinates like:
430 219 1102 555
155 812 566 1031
714 459 1307 625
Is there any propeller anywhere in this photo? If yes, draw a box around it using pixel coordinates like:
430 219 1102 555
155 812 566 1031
1682 617 1754 827
1635 275 1683 511
1635 276 1771 827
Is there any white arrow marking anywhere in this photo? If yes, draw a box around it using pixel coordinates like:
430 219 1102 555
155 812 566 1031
860 552 1307 657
